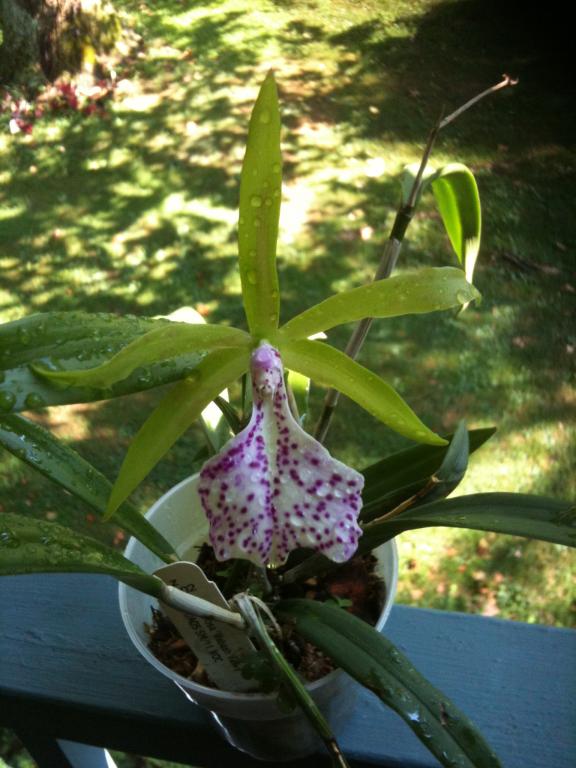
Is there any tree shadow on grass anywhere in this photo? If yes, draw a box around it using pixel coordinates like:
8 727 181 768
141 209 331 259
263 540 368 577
326 0 574 145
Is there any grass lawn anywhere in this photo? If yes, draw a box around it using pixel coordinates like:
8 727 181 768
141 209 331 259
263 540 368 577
0 0 575 762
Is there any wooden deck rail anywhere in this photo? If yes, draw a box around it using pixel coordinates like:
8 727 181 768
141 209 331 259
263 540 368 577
1 573 575 767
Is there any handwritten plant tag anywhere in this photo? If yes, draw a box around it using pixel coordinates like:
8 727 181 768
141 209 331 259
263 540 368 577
154 561 258 692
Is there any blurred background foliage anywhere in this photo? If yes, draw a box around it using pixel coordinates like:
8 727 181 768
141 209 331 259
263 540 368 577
1 0 575 764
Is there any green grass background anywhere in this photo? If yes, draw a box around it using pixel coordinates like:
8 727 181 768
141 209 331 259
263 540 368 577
1 0 575 763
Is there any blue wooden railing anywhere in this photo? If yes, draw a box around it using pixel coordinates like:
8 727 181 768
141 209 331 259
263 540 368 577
1 573 574 767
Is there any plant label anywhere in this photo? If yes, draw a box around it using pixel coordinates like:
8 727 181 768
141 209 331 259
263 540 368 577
155 561 258 692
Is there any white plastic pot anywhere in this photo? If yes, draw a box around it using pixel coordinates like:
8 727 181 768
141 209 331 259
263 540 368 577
119 474 398 762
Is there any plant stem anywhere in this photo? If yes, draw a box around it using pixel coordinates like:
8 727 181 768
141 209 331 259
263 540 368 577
199 417 217 455
235 594 351 768
314 74 517 444
364 475 440 527
314 236 402 443
222 558 251 598
159 582 246 629
438 74 518 131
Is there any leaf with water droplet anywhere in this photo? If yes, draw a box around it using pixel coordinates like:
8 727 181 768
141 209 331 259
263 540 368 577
32 324 250 390
106 347 249 520
0 391 16 412
359 493 576 553
276 600 503 768
280 339 446 446
0 512 163 597
0 414 178 563
0 528 20 548
24 392 45 409
0 312 211 410
279 267 481 341
238 72 282 337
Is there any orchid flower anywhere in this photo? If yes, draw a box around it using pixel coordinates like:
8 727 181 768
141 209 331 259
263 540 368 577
198 343 363 566
35 73 481 548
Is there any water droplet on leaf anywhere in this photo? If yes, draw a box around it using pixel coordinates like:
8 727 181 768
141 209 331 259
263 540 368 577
0 391 16 412
0 529 20 548
250 195 263 208
25 392 45 409
137 371 152 386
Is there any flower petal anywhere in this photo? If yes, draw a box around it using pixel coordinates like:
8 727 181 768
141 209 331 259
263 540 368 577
198 344 364 566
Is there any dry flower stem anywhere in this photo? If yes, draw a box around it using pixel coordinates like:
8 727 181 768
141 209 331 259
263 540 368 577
314 75 518 444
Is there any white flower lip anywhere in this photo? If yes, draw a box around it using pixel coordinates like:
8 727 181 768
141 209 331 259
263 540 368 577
198 343 364 566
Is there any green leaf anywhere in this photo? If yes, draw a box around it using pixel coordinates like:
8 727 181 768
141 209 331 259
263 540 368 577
400 163 481 284
235 595 350 766
33 324 250 388
0 415 177 563
107 347 250 519
0 513 163 597
361 421 472 524
284 423 496 583
399 162 438 207
435 419 469 482
280 339 447 446
360 493 576 551
431 164 481 282
238 72 282 338
276 600 502 768
279 267 479 341
283 427 494 585
0 312 205 412
361 427 496 509
214 396 243 435
0 312 159 368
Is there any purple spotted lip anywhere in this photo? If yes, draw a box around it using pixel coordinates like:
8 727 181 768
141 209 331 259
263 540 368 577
198 343 364 566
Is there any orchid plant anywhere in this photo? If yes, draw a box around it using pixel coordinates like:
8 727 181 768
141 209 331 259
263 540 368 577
1 74 574 768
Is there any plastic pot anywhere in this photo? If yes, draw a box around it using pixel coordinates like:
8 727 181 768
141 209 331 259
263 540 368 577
119 474 398 762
